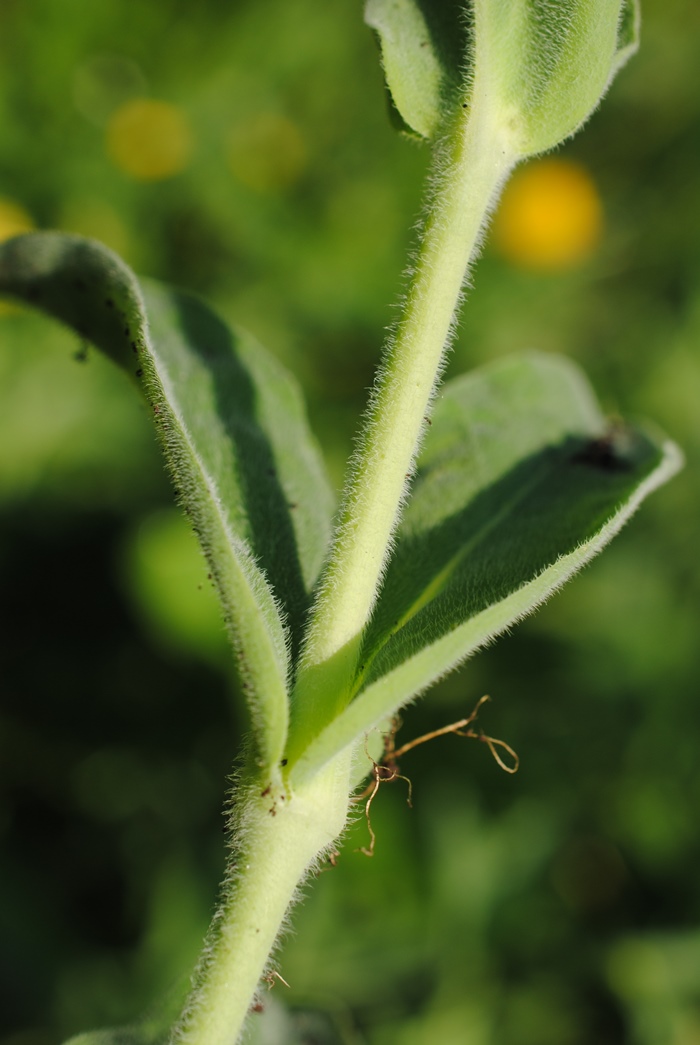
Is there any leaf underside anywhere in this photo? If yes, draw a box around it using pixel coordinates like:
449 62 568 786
291 353 680 783
365 0 468 139
0 232 335 766
62 1029 163 1045
366 0 641 154
144 282 334 658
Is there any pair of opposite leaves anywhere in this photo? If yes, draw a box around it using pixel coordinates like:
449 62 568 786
0 0 679 777
0 231 679 783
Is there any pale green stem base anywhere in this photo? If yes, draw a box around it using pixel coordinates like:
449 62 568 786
171 757 351 1045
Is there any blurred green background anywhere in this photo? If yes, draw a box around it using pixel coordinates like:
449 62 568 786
1 1 699 1043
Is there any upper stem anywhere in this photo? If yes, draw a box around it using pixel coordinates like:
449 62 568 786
288 91 517 759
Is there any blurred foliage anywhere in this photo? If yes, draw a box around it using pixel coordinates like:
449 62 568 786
1 1 699 1043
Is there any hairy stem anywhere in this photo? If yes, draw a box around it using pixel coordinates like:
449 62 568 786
171 758 351 1045
288 90 517 758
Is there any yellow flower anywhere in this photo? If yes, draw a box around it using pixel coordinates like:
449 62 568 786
227 113 307 193
0 200 35 314
107 99 192 181
492 158 603 270
0 198 34 243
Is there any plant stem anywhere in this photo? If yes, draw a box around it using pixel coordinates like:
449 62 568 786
288 91 517 755
171 757 350 1045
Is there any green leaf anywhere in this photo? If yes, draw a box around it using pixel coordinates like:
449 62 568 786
366 0 640 154
365 0 468 139
289 353 681 785
62 1028 163 1045
61 998 177 1045
476 0 641 156
246 995 352 1045
144 281 334 663
612 0 642 78
61 996 177 1045
0 232 334 768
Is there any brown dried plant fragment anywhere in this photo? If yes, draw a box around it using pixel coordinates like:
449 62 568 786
357 695 518 856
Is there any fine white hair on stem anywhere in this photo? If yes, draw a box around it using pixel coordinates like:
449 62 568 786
300 114 515 683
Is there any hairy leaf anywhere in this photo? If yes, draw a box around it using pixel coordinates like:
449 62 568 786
289 353 681 784
0 232 334 767
366 0 640 154
63 1029 163 1045
365 0 468 139
477 0 641 155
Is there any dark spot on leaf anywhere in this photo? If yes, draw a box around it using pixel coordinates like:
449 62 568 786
280 758 288 767
135 368 143 378
572 432 631 472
